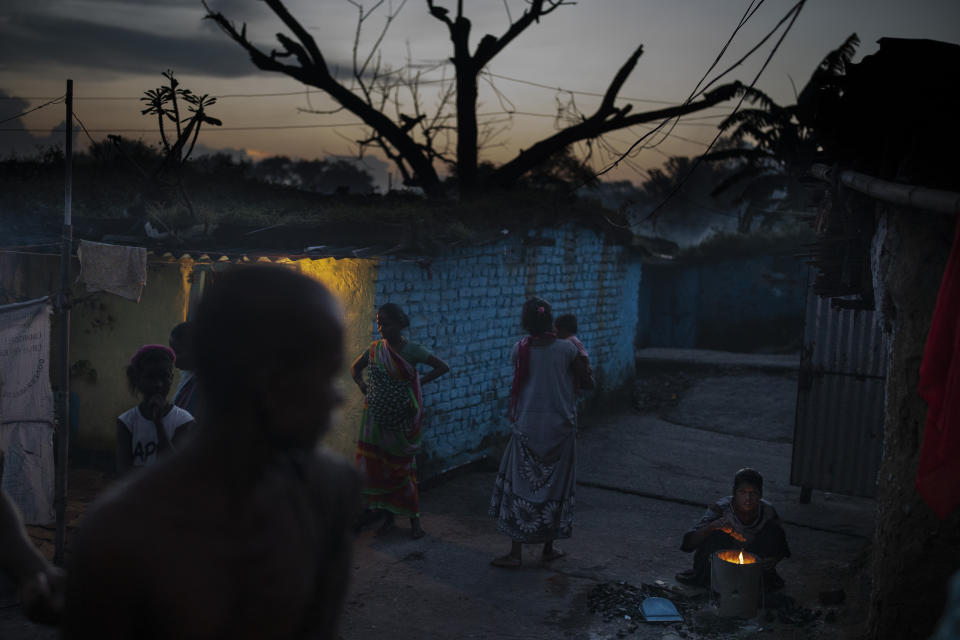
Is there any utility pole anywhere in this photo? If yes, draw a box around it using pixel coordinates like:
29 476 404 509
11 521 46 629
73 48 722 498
54 79 73 566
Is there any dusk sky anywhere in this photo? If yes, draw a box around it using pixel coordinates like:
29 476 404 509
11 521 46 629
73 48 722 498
2 0 958 188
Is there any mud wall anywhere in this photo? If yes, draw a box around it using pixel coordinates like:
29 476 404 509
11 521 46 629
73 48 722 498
1 254 191 460
284 257 378 459
0 253 376 465
868 207 960 639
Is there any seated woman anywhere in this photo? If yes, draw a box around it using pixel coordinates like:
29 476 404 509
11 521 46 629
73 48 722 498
676 468 790 590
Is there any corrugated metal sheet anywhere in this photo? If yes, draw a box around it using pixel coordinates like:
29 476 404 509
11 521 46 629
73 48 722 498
802 290 887 378
791 275 887 498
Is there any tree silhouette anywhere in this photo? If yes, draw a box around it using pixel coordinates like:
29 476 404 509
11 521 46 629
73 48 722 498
703 34 860 231
204 0 744 198
109 70 223 228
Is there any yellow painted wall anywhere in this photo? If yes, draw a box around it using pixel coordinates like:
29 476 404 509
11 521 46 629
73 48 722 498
68 259 193 451
0 254 191 451
1 253 376 463
285 257 377 460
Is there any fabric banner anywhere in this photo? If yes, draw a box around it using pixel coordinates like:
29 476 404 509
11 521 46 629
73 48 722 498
0 297 55 525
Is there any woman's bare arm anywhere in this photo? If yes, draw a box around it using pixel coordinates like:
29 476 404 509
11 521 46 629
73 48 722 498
350 352 370 394
419 354 450 385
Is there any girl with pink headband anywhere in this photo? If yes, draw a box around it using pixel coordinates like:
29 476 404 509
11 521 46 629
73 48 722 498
116 344 195 473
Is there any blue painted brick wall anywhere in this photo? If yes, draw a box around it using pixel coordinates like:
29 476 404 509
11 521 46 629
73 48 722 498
367 224 642 476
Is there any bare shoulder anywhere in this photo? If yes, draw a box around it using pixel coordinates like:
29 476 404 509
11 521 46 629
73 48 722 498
293 448 361 510
74 474 150 544
247 448 361 531
63 474 158 636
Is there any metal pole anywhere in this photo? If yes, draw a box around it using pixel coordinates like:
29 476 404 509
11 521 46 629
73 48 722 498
54 79 73 566
810 163 960 215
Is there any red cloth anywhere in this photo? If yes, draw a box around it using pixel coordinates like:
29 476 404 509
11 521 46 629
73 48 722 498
917 217 960 520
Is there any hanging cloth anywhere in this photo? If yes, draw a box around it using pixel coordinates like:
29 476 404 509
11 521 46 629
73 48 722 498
0 297 55 525
917 217 960 520
77 240 147 302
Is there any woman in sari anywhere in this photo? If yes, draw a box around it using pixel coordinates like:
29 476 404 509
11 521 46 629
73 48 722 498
351 303 450 539
489 297 592 567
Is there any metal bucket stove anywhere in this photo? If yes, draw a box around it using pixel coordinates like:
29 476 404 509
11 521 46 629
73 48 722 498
710 549 762 617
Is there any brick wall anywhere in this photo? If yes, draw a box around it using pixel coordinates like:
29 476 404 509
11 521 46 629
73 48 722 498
370 224 642 477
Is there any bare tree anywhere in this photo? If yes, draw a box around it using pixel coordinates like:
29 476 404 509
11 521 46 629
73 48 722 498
204 0 743 197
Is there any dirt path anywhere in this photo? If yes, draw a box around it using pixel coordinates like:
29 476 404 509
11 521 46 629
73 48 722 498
1 353 877 639
337 360 875 639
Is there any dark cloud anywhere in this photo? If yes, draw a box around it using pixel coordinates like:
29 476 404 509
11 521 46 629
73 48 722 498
0 8 360 82
0 90 70 158
202 0 275 26
0 12 265 78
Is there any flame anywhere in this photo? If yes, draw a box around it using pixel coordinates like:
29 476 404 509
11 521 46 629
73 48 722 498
719 526 747 543
717 549 758 565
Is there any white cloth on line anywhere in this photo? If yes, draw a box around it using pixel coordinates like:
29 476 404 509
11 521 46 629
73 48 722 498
78 240 147 302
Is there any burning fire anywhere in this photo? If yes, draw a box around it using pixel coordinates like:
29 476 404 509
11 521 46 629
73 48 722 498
717 549 758 565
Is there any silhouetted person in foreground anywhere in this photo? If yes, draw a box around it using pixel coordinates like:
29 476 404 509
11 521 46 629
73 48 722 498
64 265 360 639
676 467 790 590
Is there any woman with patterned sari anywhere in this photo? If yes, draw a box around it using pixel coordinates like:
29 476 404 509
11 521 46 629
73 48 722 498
351 303 450 539
489 297 592 567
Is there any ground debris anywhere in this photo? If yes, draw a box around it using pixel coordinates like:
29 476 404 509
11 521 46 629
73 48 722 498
587 580 707 623
587 580 831 639
764 592 821 626
587 581 645 622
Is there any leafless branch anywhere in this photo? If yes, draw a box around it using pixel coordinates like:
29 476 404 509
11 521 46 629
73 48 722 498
204 0 441 191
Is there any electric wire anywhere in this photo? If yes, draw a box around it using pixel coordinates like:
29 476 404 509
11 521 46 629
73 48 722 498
72 111 98 148
589 0 769 182
640 0 806 222
0 113 725 135
0 95 65 125
0 7 795 184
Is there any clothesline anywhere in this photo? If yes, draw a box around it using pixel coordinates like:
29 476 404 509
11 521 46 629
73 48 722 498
0 245 375 262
